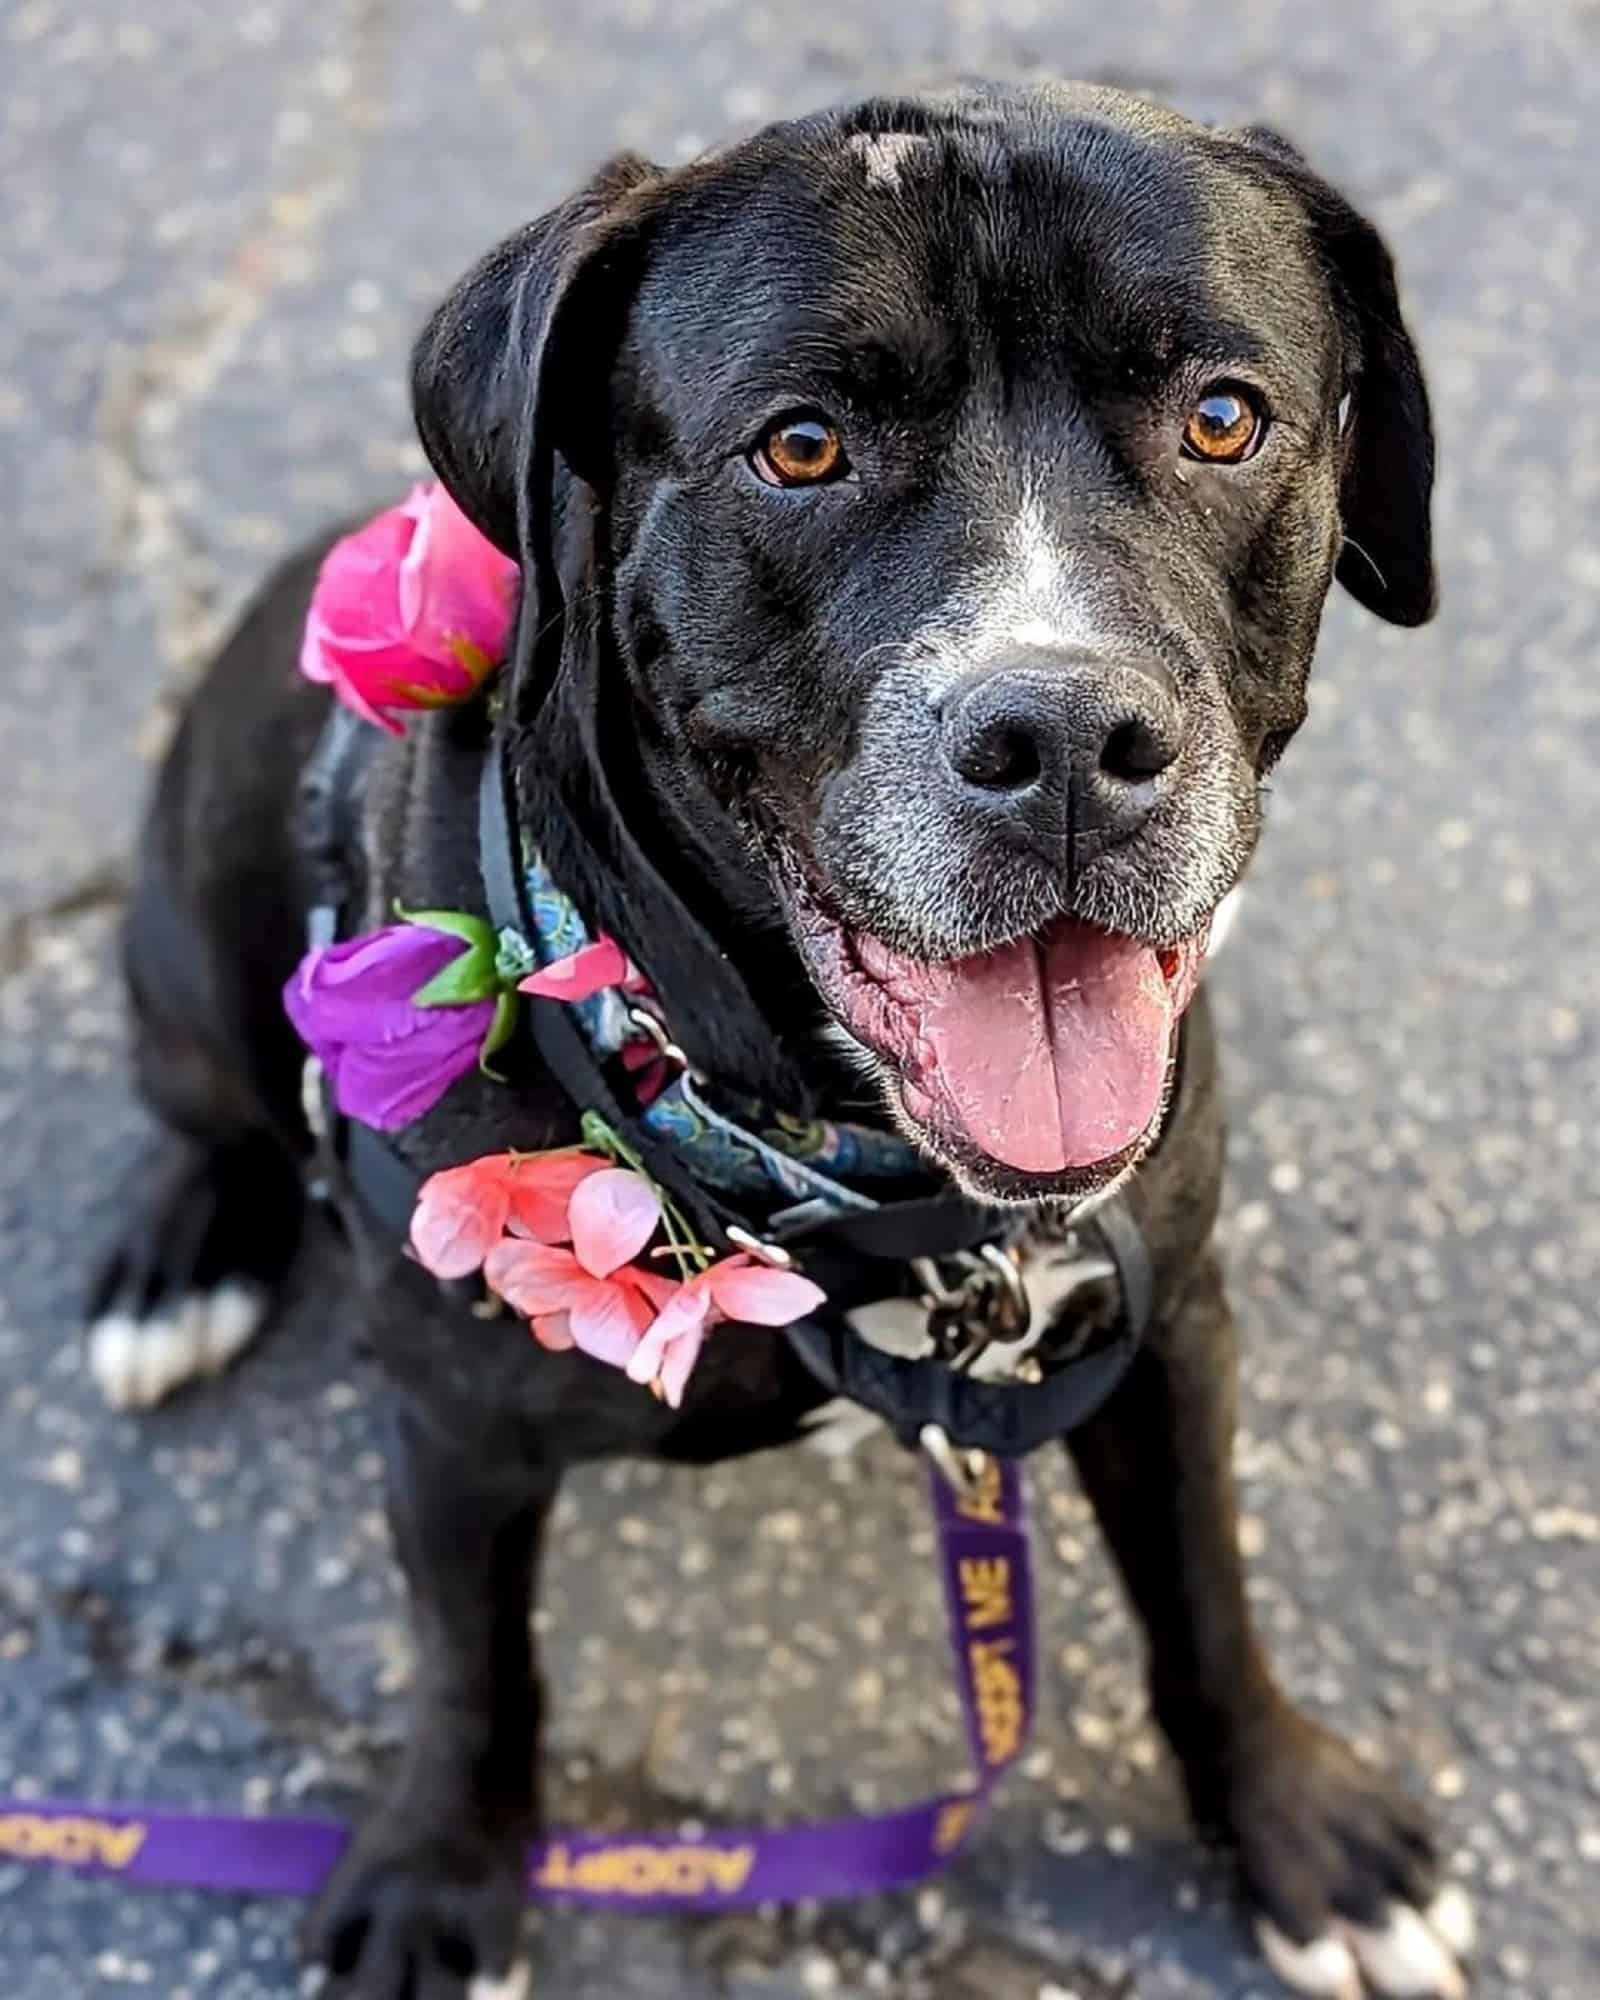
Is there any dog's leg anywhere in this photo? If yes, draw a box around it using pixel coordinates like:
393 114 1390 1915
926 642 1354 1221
306 1402 550 2000
89 562 329 1407
1065 1254 1472 2000
87 925 308 1408
87 737 316 1409
87 976 304 1411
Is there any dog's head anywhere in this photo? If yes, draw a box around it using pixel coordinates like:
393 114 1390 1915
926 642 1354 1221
413 83 1434 1205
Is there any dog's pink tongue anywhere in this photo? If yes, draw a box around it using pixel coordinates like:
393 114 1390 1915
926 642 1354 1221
907 925 1173 1174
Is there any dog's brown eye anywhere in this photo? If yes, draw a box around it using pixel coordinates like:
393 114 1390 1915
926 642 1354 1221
752 416 849 488
1181 386 1266 464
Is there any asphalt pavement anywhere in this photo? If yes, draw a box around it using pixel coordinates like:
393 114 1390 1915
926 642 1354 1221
2 1 1597 1995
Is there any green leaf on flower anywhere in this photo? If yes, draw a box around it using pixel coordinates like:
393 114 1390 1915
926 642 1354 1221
579 1109 626 1161
395 904 498 951
394 903 503 1006
411 946 500 1007
478 990 520 1080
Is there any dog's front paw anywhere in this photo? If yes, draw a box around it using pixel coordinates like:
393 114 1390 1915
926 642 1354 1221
305 1817 529 2000
1204 1706 1473 1999
86 1133 300 1410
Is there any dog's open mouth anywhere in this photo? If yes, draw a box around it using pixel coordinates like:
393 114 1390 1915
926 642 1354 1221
797 906 1209 1181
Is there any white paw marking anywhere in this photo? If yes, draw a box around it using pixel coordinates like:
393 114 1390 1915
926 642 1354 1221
1426 1885 1476 1962
1257 1922 1362 2000
468 1963 530 2000
1346 1904 1466 1998
88 1283 267 1410
1258 1887 1474 1998
200 1282 268 1369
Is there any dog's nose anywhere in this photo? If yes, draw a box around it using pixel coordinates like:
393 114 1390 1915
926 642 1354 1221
940 651 1184 847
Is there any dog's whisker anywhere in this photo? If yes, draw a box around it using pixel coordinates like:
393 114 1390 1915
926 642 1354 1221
1339 531 1389 592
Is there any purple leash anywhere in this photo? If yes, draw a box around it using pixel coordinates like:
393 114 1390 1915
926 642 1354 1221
0 1460 1034 1913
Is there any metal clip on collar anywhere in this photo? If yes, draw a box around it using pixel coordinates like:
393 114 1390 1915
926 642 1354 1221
919 1425 994 1503
628 1009 793 1270
913 1242 1031 1371
626 1005 703 1083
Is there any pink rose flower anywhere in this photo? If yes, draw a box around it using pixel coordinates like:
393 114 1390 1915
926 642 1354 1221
300 482 519 733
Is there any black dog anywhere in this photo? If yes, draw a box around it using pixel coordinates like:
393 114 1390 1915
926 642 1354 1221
89 83 1472 2000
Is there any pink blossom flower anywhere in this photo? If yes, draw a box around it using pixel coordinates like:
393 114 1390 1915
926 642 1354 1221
482 1169 678 1367
521 938 672 1099
625 1255 826 1407
409 1148 607 1280
518 937 640 1002
300 483 518 733
411 1148 829 1406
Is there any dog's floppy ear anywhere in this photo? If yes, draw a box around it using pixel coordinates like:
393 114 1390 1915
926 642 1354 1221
410 152 659 562
1235 127 1437 627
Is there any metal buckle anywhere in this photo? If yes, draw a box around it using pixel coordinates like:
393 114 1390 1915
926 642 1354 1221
626 1006 706 1083
623 1012 788 1266
920 1423 993 1503
976 1243 1030 1330
912 1242 1031 1369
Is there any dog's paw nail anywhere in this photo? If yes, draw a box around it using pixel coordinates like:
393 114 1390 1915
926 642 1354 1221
1344 1902 1467 1998
1425 1884 1476 1961
87 1286 267 1410
469 1964 531 2000
1256 1920 1362 2000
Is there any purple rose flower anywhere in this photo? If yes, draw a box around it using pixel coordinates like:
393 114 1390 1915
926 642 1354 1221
284 923 500 1131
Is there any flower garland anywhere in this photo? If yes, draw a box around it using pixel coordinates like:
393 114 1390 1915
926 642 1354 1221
408 1133 823 1405
284 484 825 1403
